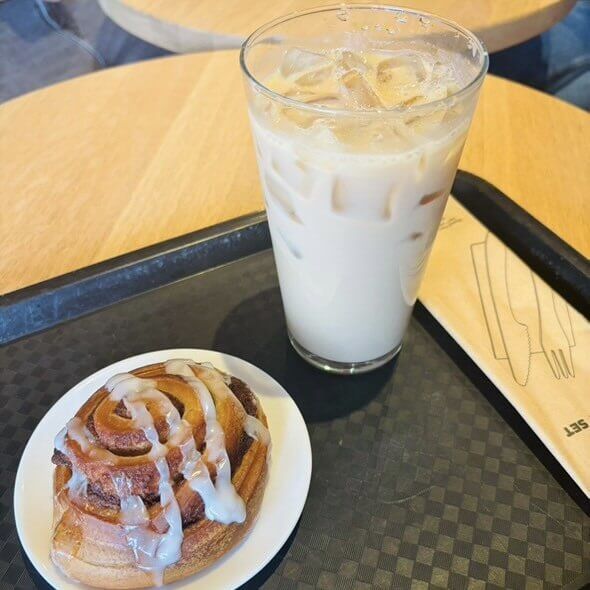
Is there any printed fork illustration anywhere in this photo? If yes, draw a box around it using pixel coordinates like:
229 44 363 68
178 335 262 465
532 274 576 379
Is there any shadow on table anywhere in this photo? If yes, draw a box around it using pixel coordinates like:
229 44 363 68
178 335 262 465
213 287 397 424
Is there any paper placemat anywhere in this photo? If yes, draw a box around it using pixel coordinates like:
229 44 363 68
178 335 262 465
421 196 589 497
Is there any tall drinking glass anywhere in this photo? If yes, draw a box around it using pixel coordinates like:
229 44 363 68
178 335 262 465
240 4 488 374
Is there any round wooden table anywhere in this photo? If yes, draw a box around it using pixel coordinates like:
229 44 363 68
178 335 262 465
1 50 588 295
98 0 576 53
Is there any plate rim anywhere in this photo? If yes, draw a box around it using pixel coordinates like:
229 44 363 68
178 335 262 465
14 348 312 589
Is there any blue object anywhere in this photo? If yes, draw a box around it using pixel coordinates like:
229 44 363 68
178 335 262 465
489 0 590 110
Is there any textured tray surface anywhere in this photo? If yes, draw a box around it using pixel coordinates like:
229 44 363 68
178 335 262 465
1 251 588 589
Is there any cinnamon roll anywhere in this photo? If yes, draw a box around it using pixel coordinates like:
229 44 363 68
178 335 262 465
51 360 270 588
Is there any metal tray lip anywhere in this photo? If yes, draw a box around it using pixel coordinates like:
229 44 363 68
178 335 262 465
0 212 270 346
1 211 268 305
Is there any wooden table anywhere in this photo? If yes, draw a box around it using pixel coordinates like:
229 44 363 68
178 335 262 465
98 0 576 53
1 51 588 295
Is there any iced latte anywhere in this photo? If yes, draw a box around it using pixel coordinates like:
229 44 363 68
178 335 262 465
241 5 488 373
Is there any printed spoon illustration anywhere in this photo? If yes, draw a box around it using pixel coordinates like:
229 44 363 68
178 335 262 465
484 232 531 385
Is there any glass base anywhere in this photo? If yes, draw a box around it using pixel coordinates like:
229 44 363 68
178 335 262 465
288 332 402 375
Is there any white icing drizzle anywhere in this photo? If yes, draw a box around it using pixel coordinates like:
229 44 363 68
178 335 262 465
199 361 231 384
193 364 271 452
65 416 116 462
115 461 184 586
105 373 187 586
54 424 89 501
119 495 148 526
114 472 149 526
165 360 246 525
244 415 271 446
153 458 183 564
55 426 67 450
180 435 246 525
66 467 89 499
105 373 191 451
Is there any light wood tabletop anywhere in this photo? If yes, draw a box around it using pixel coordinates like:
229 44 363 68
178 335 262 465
1 50 588 295
98 0 576 53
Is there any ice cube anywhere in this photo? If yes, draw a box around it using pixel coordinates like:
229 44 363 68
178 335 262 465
280 47 332 78
281 89 345 125
404 86 448 134
335 49 368 74
376 51 429 86
281 106 316 129
444 142 464 167
295 66 333 87
373 51 438 107
405 112 444 137
303 94 345 108
329 119 365 145
279 47 334 89
419 189 446 206
407 84 448 106
264 170 302 224
389 119 417 144
339 69 383 109
275 227 302 259
254 139 263 159
431 60 453 81
332 175 392 221
285 86 345 109
308 123 339 148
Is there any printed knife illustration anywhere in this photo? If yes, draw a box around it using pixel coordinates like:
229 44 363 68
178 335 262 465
471 241 506 361
505 247 540 350
484 232 532 385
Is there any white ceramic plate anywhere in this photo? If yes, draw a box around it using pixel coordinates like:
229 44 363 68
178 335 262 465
14 349 312 589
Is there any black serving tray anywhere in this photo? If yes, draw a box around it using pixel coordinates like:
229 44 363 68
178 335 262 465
1 172 588 590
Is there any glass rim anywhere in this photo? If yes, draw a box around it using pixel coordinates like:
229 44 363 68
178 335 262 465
240 3 489 117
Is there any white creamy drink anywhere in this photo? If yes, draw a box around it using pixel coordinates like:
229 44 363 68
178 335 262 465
242 7 487 371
